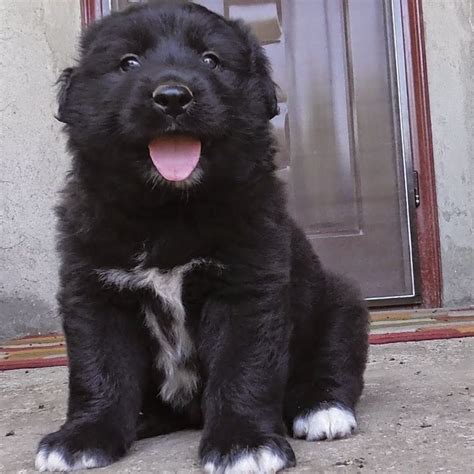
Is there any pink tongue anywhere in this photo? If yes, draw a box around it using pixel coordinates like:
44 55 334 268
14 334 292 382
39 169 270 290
148 136 201 182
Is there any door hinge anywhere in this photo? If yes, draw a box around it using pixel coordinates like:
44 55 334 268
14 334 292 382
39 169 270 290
413 170 420 207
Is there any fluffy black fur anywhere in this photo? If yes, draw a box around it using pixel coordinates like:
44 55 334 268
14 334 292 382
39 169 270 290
36 2 368 472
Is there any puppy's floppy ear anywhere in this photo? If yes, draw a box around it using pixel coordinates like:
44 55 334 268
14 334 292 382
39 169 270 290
56 67 75 124
231 20 279 120
253 49 279 120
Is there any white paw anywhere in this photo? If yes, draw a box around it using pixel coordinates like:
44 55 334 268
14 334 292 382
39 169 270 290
293 405 356 441
35 448 103 472
204 447 287 473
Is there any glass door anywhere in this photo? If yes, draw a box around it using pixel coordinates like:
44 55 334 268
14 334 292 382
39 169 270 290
106 0 420 304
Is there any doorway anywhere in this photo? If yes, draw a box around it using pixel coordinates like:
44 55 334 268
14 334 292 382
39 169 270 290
105 0 421 305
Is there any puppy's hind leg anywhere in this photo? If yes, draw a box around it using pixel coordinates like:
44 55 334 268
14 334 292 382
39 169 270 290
285 272 369 442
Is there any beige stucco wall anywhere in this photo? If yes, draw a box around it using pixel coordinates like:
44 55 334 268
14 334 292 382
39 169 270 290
423 0 474 307
0 0 81 338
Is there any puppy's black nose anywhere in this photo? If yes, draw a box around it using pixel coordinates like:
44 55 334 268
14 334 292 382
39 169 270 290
152 84 193 117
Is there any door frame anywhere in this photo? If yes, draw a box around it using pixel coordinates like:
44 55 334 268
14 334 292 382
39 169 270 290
400 0 442 308
80 0 443 308
80 0 104 27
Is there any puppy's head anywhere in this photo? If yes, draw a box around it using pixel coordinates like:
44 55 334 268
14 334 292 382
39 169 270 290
58 2 277 187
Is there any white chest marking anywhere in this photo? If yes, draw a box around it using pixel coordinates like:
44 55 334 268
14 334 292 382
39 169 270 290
97 259 211 407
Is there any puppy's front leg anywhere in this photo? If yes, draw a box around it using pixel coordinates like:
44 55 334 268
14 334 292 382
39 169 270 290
35 288 148 472
199 292 296 473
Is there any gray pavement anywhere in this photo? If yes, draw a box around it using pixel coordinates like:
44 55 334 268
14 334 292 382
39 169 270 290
1 339 473 473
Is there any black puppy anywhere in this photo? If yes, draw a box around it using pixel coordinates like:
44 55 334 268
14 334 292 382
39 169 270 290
36 2 368 472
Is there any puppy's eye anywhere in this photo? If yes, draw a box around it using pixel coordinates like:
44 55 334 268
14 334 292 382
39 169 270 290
120 54 141 72
201 52 220 70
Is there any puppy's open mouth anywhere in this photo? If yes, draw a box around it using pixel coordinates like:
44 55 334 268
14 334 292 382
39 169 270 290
148 135 201 182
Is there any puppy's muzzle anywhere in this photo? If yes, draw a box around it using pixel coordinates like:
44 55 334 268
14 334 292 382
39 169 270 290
152 84 194 118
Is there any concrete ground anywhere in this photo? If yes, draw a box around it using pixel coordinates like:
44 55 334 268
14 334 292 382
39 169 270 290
1 339 473 473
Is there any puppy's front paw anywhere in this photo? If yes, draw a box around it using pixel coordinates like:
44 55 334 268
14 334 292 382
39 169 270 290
35 423 128 472
293 404 356 441
200 430 295 474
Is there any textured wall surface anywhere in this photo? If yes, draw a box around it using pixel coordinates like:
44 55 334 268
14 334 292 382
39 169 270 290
423 0 474 307
0 0 81 338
